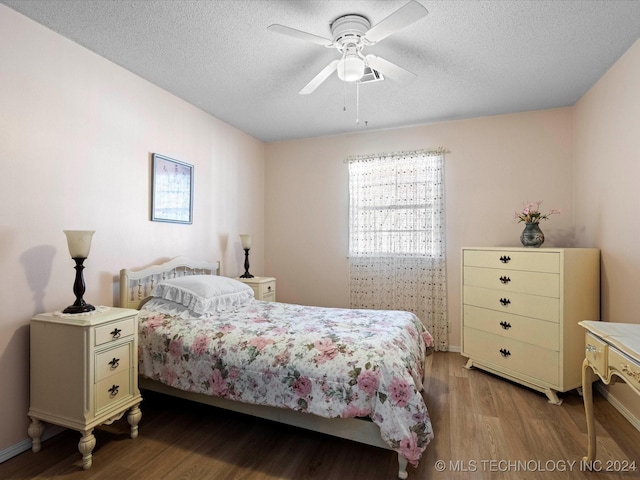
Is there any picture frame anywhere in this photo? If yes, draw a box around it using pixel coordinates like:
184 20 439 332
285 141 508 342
151 153 194 224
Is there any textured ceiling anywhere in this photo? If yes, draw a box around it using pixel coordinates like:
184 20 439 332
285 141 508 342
3 0 640 142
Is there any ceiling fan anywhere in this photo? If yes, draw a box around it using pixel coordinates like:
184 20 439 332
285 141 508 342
268 1 429 95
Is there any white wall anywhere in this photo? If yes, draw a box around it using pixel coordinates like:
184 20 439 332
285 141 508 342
265 108 575 349
0 5 265 451
574 39 640 423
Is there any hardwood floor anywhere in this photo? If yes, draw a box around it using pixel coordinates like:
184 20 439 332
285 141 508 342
2 352 638 479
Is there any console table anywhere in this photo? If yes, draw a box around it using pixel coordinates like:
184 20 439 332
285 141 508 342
579 320 640 462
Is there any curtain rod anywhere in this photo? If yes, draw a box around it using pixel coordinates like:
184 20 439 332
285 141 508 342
344 147 448 163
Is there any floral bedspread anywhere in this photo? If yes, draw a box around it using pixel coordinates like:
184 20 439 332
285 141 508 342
138 300 435 465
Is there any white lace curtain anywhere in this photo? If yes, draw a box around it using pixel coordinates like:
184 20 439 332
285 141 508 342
348 148 448 351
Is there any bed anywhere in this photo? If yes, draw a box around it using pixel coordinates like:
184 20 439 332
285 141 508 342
119 256 434 479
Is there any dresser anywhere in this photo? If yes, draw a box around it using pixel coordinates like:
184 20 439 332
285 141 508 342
236 276 276 301
461 247 600 404
28 307 142 469
580 321 640 462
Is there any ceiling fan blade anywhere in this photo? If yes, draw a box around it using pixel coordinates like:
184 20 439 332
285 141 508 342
299 60 339 95
267 24 333 47
364 0 428 44
365 55 416 84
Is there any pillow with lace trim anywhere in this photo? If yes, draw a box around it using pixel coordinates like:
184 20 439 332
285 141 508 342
151 275 254 314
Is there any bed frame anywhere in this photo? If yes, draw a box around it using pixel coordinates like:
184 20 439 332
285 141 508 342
119 256 413 479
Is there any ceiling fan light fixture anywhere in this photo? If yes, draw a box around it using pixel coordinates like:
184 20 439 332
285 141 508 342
337 53 365 82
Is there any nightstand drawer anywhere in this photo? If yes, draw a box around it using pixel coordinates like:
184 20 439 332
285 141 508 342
96 370 131 412
260 280 276 301
96 343 131 382
95 317 135 346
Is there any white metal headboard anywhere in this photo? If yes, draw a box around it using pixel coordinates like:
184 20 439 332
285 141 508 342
119 256 221 309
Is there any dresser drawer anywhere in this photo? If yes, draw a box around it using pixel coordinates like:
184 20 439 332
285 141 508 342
464 327 559 385
95 317 136 346
95 343 131 382
608 348 640 392
96 370 131 412
463 305 559 350
464 286 560 323
585 332 608 376
464 266 559 297
464 250 560 273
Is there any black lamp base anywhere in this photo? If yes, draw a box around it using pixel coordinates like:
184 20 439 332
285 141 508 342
240 248 254 278
63 302 96 314
63 257 95 314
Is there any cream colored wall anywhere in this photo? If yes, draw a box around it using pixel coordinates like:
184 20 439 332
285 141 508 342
265 108 575 348
0 5 265 451
574 39 640 423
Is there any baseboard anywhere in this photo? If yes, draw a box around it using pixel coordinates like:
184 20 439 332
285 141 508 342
0 424 65 464
446 345 461 353
596 383 640 432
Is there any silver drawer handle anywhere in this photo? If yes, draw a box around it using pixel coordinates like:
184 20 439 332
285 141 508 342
586 344 599 353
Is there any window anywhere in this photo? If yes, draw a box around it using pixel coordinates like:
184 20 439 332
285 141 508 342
347 148 448 351
348 149 445 258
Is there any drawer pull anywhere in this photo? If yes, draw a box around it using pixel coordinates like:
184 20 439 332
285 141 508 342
108 385 120 397
499 255 511 264
499 276 511 284
499 321 512 330
499 298 511 306
110 328 122 340
585 344 599 353
267 286 272 291
108 357 120 369
499 348 511 358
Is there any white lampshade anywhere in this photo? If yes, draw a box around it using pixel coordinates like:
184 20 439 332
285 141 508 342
337 52 365 82
64 230 95 258
240 234 252 250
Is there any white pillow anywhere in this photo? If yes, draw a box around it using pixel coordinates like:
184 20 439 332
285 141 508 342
151 275 254 314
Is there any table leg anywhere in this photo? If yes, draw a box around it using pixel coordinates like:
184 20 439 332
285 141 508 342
582 358 597 462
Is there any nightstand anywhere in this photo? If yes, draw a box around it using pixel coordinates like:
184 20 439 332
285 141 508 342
236 276 276 301
28 307 142 469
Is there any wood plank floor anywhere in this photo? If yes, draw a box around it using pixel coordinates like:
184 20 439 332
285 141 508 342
2 352 639 479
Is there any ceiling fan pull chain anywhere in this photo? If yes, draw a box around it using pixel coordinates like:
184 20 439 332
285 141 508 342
356 81 360 124
343 76 347 112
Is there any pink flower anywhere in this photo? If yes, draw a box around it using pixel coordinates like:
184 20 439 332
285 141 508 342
272 349 290 367
192 335 209 355
249 336 274 352
422 331 434 349
389 377 412 408
357 370 380 396
399 432 422 466
342 403 371 418
211 369 228 397
314 338 339 364
145 315 165 330
161 367 177 386
168 339 183 357
218 324 236 334
292 376 312 397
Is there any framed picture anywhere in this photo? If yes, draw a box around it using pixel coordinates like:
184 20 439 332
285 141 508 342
151 153 194 224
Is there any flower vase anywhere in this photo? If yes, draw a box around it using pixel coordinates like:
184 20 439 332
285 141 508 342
520 222 544 248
